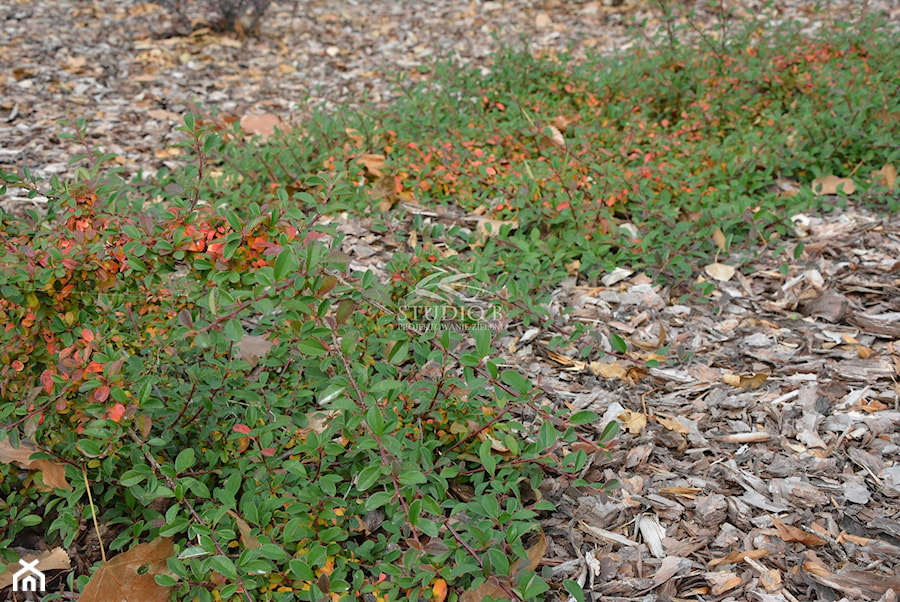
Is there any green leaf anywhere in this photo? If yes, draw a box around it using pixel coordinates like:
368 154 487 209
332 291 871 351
274 248 299 281
366 407 385 436
598 420 620 444
500 369 531 393
365 491 394 511
609 332 627 354
356 463 383 491
155 574 179 587
473 327 491 358
569 410 597 425
223 319 244 342
77 439 103 458
119 470 147 487
18 514 42 527
398 470 426 486
209 555 238 579
478 439 497 477
297 338 327 356
563 579 586 602
387 340 409 365
518 571 549 598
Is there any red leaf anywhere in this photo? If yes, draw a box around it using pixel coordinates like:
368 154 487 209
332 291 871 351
40 369 55 393
94 385 110 402
107 402 126 423
81 328 95 342
261 448 275 457
233 424 252 435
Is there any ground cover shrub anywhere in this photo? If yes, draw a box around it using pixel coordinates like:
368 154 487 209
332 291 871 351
0 116 614 601
355 15 899 295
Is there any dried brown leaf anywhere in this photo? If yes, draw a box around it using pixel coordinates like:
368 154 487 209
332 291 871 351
708 548 769 567
359 153 386 177
812 174 856 195
712 227 727 251
79 537 176 602
617 409 647 434
0 548 70 589
238 334 273 365
589 360 627 379
872 163 897 188
239 113 282 139
722 372 768 389
227 510 261 550
0 439 70 490
769 516 826 546
655 415 688 434
704 262 735 282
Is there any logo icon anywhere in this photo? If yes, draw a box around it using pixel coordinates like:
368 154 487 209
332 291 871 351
12 558 46 592
399 271 504 332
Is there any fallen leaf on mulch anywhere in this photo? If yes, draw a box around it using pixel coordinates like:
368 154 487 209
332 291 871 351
812 174 856 195
871 162 897 188
240 113 282 139
0 439 71 490
79 537 175 602
618 409 647 434
704 262 735 281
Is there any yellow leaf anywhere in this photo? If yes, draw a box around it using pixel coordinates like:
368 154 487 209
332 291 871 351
723 372 768 389
618 409 647 434
655 415 688 434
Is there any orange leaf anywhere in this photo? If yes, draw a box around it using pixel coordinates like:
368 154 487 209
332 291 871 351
107 402 126 422
432 578 449 602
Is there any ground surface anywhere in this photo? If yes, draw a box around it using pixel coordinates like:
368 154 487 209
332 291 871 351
2 0 900 601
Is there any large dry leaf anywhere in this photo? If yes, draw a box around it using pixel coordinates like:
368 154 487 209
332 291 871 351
472 218 518 248
0 439 71 490
0 548 71 589
708 548 769 568
238 334 273 365
359 153 386 177
239 113 282 140
812 174 856 195
872 163 897 188
704 262 735 282
617 409 647 434
722 372 768 390
79 537 176 602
